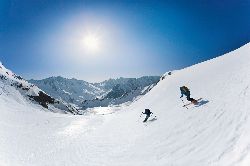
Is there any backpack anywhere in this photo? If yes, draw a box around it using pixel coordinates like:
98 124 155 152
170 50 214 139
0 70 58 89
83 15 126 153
181 86 190 93
145 109 151 115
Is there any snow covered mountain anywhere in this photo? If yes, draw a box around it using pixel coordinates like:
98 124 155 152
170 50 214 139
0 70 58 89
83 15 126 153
29 76 160 109
1 43 250 166
82 76 160 108
29 76 106 106
0 62 79 114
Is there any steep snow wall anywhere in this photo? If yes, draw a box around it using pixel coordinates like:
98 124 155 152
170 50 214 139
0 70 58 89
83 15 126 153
126 42 250 165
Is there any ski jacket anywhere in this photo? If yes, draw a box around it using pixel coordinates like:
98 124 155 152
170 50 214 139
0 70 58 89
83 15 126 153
143 109 152 116
180 86 190 97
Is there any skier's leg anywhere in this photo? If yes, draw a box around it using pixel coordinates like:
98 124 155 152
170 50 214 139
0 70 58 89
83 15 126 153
186 94 191 101
187 93 197 103
143 115 150 123
191 98 198 104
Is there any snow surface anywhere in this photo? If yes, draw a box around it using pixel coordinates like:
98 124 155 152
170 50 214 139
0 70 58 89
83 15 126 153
1 43 250 165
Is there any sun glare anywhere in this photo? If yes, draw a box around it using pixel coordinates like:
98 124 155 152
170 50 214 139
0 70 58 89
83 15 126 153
83 34 100 53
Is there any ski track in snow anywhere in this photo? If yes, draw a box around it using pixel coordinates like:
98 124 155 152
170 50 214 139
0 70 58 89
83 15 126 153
1 43 250 165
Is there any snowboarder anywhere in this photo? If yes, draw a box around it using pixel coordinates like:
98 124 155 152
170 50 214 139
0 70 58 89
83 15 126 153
142 109 153 123
180 86 197 104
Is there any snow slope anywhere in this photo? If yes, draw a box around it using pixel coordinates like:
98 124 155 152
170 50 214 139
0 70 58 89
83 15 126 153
0 62 79 114
1 43 250 166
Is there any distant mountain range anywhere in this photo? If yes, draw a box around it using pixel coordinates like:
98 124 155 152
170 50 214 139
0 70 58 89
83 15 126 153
1 60 161 113
29 76 160 109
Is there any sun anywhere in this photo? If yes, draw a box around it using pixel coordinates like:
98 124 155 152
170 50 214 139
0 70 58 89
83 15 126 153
83 34 100 53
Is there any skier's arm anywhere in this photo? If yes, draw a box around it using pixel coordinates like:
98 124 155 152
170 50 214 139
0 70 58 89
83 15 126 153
180 93 183 98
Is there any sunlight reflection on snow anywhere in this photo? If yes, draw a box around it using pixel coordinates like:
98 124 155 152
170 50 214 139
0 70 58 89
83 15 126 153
86 106 116 115
58 119 88 138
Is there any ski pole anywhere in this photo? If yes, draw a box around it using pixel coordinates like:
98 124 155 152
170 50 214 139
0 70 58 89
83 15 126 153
137 113 143 122
139 112 143 117
181 98 188 109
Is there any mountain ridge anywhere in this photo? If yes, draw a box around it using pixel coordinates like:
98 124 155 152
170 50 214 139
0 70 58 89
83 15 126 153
29 75 160 109
0 62 80 114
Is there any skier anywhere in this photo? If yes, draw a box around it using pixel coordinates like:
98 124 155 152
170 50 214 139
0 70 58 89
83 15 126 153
180 86 197 104
142 109 153 123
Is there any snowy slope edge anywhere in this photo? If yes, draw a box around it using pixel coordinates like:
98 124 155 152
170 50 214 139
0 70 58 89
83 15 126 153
0 62 80 114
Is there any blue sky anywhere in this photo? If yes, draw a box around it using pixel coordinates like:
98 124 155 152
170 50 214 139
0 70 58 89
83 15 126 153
0 0 249 82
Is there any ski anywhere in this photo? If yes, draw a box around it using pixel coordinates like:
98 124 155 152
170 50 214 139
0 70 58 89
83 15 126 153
183 98 202 107
143 116 157 126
